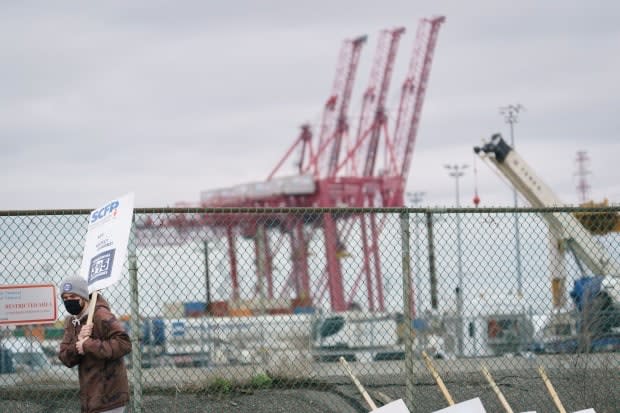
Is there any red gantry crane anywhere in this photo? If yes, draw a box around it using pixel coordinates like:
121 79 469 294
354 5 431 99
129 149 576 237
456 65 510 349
137 16 445 313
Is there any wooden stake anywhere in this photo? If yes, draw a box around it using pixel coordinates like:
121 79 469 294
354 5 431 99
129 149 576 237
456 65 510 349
339 356 378 411
481 366 514 413
421 351 454 406
85 290 99 326
538 366 567 413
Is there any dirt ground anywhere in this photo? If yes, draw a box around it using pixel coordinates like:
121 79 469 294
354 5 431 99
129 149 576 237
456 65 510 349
1 367 618 413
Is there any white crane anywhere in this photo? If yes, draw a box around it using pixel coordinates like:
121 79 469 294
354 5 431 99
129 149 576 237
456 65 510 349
474 133 619 305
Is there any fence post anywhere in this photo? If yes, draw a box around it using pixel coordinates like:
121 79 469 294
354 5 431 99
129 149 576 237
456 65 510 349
256 222 269 368
425 211 438 310
203 240 212 312
128 218 143 413
400 211 415 411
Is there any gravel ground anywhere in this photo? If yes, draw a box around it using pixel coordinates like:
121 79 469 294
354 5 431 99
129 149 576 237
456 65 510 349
1 357 618 412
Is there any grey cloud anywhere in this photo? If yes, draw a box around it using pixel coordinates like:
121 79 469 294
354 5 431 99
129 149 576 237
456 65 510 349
1 1 619 209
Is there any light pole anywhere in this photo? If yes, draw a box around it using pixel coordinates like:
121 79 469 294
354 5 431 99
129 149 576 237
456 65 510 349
406 191 425 317
500 104 524 297
444 164 468 356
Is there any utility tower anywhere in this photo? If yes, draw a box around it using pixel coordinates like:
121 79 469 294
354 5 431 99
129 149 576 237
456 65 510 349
575 150 591 204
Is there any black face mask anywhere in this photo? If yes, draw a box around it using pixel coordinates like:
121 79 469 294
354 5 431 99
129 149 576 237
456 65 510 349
63 299 83 315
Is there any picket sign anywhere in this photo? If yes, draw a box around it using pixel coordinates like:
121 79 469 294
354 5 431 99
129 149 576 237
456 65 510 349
80 193 135 325
537 366 567 413
338 357 378 411
431 397 487 413
481 366 543 413
480 366 513 413
337 357 411 413
421 351 455 405
371 399 410 413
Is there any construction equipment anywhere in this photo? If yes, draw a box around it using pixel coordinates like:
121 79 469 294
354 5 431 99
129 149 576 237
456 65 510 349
125 313 315 368
137 17 446 313
311 311 404 362
574 199 620 234
474 133 620 352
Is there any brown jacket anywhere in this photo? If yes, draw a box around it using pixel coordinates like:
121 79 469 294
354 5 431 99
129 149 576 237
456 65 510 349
59 295 132 413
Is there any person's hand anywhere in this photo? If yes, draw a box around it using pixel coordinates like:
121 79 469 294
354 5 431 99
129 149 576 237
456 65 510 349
76 338 88 355
78 324 93 340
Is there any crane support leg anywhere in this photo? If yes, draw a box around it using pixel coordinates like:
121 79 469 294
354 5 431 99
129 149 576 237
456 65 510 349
323 213 347 311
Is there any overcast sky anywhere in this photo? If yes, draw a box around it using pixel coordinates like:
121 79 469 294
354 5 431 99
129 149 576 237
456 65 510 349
1 1 619 210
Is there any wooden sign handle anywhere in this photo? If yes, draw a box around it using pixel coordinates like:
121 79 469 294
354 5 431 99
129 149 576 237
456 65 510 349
339 356 378 411
421 351 455 406
85 290 99 326
538 366 567 413
481 366 514 413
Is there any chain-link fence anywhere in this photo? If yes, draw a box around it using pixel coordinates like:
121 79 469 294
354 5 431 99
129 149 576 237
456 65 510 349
1 207 619 412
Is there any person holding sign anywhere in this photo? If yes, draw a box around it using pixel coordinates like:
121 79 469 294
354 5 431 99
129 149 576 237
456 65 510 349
58 276 132 413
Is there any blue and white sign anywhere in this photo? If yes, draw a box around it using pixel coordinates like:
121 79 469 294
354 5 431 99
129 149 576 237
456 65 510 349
371 399 410 413
79 193 134 292
432 398 487 413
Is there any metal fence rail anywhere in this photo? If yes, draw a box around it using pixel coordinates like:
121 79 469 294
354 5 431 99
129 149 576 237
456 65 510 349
1 207 619 412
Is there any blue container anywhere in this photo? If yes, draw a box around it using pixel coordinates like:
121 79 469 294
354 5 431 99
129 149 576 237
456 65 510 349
293 306 315 314
151 319 166 346
412 318 429 331
184 302 207 317
0 349 15 374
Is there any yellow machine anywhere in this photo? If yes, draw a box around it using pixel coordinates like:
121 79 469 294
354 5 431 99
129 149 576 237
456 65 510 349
574 199 620 235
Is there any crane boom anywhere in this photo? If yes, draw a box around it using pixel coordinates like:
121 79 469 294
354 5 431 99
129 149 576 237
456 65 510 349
474 133 620 303
303 35 367 178
362 27 405 177
331 27 405 178
326 35 367 177
392 16 445 179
